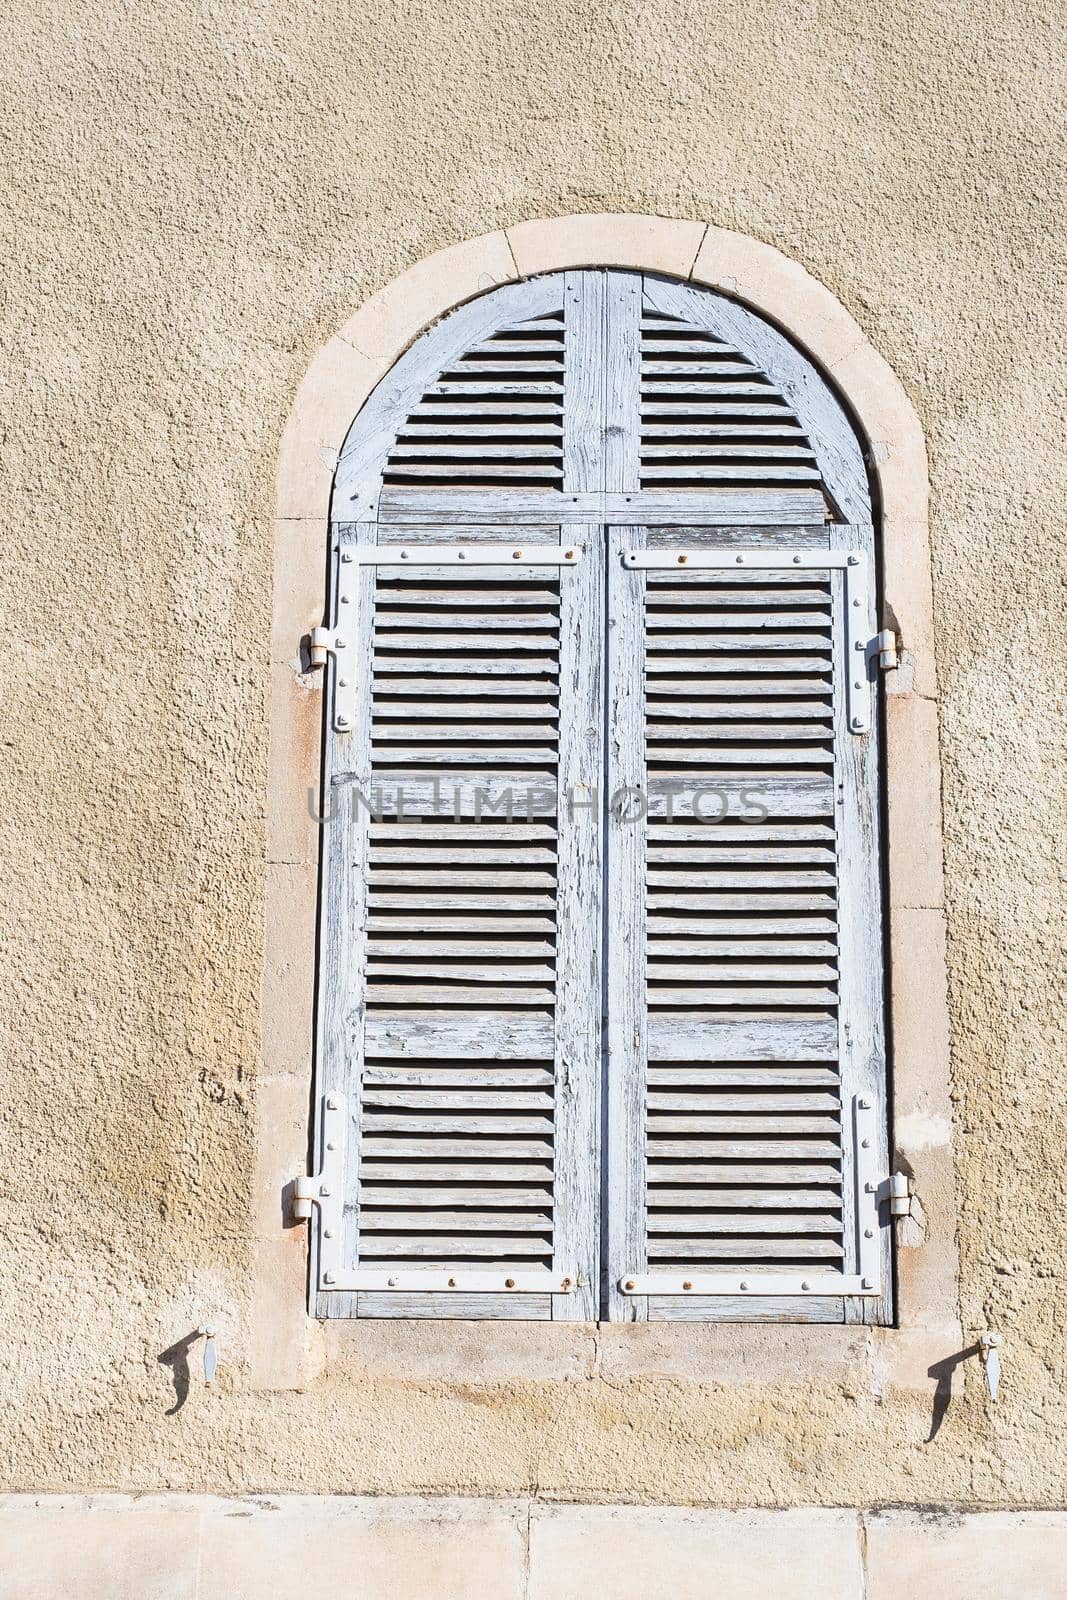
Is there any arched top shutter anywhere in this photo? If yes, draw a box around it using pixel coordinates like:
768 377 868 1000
308 271 890 1322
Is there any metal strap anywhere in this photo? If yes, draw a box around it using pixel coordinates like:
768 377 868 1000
323 544 583 733
620 1094 884 1299
622 547 876 735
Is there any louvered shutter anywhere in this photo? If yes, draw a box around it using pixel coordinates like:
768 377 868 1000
604 523 889 1322
312 529 601 1319
311 267 891 1322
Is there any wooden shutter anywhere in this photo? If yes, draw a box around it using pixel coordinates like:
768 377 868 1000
604 522 889 1322
311 529 601 1319
312 267 891 1322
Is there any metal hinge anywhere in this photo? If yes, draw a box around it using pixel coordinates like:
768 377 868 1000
873 628 899 670
889 1171 912 1217
307 628 354 734
292 1172 325 1220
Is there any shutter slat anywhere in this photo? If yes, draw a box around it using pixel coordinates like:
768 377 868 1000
648 1213 841 1233
646 1240 844 1260
374 629 558 649
362 1166 554 1183
366 939 556 956
366 917 557 934
370 846 558 863
374 656 560 675
359 1237 553 1257
368 870 557 889
364 1139 554 1158
363 1066 555 1087
647 870 835 887
361 1187 551 1204
650 1190 842 1208
641 465 822 482
363 1088 555 1108
646 1066 839 1086
361 1211 553 1230
648 964 837 981
647 846 834 862
366 963 555 983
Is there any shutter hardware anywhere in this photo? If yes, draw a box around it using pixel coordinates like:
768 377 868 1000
309 542 584 734
620 1094 887 1299
623 548 893 736
889 1170 912 1217
293 1093 577 1295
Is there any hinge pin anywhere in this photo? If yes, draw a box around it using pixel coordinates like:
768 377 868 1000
889 1171 911 1217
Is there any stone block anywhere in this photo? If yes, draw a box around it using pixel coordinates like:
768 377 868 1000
528 1505 863 1600
197 1495 527 1600
0 1497 199 1600
507 213 706 278
885 695 945 909
865 1512 1067 1600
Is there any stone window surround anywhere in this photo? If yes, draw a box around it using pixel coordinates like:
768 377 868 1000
255 213 957 1391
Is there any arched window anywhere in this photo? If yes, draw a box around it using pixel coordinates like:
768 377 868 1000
307 269 891 1324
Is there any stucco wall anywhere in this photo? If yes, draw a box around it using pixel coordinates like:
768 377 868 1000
1 0 1064 1508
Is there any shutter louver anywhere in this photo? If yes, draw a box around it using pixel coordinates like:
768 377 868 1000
382 313 565 491
640 311 823 494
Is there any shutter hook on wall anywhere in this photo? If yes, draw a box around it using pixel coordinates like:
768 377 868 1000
978 1331 1003 1402
196 1324 218 1382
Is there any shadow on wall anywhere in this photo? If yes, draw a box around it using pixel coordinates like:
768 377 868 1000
928 1343 982 1441
157 1331 202 1416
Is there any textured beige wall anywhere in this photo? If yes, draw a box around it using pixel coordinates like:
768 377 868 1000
1 0 1065 1508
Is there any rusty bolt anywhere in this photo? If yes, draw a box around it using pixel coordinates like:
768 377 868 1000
682 1280 693 1291
561 1277 571 1291
448 1277 457 1288
677 554 688 565
512 549 523 559
564 549 575 560
505 1277 516 1289
624 1279 635 1291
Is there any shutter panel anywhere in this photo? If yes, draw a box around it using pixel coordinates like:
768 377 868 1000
312 531 601 1319
606 523 889 1322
